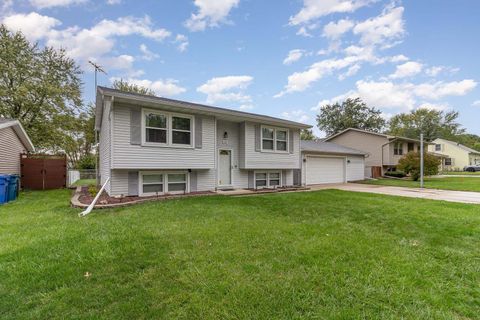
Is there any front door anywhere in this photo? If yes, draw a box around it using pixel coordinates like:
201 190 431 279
218 150 232 186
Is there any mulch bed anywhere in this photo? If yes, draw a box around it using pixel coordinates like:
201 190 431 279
78 186 214 205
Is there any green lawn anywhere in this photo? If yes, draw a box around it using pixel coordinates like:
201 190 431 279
441 171 480 176
71 179 96 187
361 176 480 192
1 189 480 319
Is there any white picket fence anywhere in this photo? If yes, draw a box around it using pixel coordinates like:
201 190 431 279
67 170 80 187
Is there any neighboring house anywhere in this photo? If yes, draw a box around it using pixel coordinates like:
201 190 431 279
0 118 35 175
428 138 480 171
96 87 313 197
299 141 366 185
324 128 425 177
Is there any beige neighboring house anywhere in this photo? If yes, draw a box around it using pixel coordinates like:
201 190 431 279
324 128 426 178
0 118 35 175
428 138 480 171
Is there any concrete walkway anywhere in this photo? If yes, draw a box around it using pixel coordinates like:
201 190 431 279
309 183 480 205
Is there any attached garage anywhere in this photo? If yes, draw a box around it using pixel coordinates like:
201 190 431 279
301 141 366 186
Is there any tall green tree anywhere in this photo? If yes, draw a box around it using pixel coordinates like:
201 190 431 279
112 79 155 96
300 129 316 141
387 109 464 142
0 25 83 150
316 98 386 136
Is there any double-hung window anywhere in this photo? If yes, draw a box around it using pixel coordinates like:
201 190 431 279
141 172 188 196
394 142 403 155
435 144 442 151
255 172 282 188
143 110 193 147
445 158 452 166
261 126 288 152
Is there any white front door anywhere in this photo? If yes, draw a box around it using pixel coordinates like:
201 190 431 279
218 150 232 186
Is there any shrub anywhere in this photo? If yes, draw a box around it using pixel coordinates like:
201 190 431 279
77 154 96 170
384 171 406 178
88 185 98 197
398 152 440 181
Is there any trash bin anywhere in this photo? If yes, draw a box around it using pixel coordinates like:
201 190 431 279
0 175 9 204
7 175 19 202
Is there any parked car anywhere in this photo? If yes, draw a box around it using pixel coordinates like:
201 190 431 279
464 165 480 172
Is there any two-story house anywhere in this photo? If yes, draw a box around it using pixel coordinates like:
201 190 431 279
428 138 480 171
96 87 313 197
324 128 425 178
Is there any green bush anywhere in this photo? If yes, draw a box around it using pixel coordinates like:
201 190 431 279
398 152 440 181
384 171 406 178
88 185 98 197
76 154 96 169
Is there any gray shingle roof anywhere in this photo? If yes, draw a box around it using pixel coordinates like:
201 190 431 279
301 140 366 155
0 117 15 125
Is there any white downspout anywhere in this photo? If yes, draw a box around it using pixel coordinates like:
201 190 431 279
79 177 110 217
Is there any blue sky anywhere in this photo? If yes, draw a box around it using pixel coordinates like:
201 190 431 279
2 0 479 137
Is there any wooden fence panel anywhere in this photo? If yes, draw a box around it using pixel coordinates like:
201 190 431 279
21 155 67 190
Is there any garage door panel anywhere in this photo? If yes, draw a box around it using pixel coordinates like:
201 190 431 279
347 156 365 181
306 157 345 185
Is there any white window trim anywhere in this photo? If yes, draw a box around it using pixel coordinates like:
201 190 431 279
141 108 195 148
254 170 282 189
139 171 190 196
435 144 442 151
393 142 403 156
260 125 289 153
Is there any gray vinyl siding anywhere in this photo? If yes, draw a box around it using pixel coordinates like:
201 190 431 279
99 98 112 194
0 127 27 175
238 122 245 168
110 170 129 196
216 120 248 189
242 122 301 169
112 104 215 169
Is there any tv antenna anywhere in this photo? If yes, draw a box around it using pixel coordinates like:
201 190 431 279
88 60 107 90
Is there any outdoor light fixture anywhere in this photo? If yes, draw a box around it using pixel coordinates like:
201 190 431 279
223 131 228 139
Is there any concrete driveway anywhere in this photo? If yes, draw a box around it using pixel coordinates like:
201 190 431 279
309 183 480 204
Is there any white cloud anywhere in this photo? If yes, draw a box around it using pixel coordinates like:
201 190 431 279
184 0 240 32
389 54 409 63
389 61 423 79
296 26 313 37
30 0 87 9
101 54 135 70
338 63 360 80
413 80 477 100
472 100 480 107
239 104 254 111
3 13 171 71
139 44 159 61
197 75 253 104
106 0 121 4
289 0 375 26
322 19 354 39
3 12 61 42
283 49 306 65
281 109 310 123
174 34 189 52
111 77 186 96
353 5 405 48
417 103 448 111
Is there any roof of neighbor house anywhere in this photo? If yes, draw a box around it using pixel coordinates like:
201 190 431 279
324 127 425 144
301 140 367 156
435 138 480 154
0 118 35 152
95 86 312 131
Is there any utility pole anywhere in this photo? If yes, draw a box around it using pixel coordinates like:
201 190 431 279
420 133 424 189
88 61 107 186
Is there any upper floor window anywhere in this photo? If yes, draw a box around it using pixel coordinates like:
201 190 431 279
394 142 403 155
143 110 193 147
261 126 288 152
435 144 442 151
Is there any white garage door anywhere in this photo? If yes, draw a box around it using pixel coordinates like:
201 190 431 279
347 156 365 181
306 156 345 185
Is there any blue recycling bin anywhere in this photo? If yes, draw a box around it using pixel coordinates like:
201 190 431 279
7 175 19 202
0 175 9 204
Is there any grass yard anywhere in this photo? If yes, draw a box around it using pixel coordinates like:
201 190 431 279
441 171 480 176
71 179 96 187
1 189 480 319
361 176 480 192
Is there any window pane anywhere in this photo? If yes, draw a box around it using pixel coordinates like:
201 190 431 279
146 113 167 128
143 174 163 183
146 128 167 143
262 139 274 150
270 179 280 186
269 173 280 179
143 184 163 193
262 127 274 139
172 131 191 144
168 173 186 182
168 183 186 192
256 180 267 187
276 130 287 140
256 173 267 180
172 117 191 130
276 141 287 151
